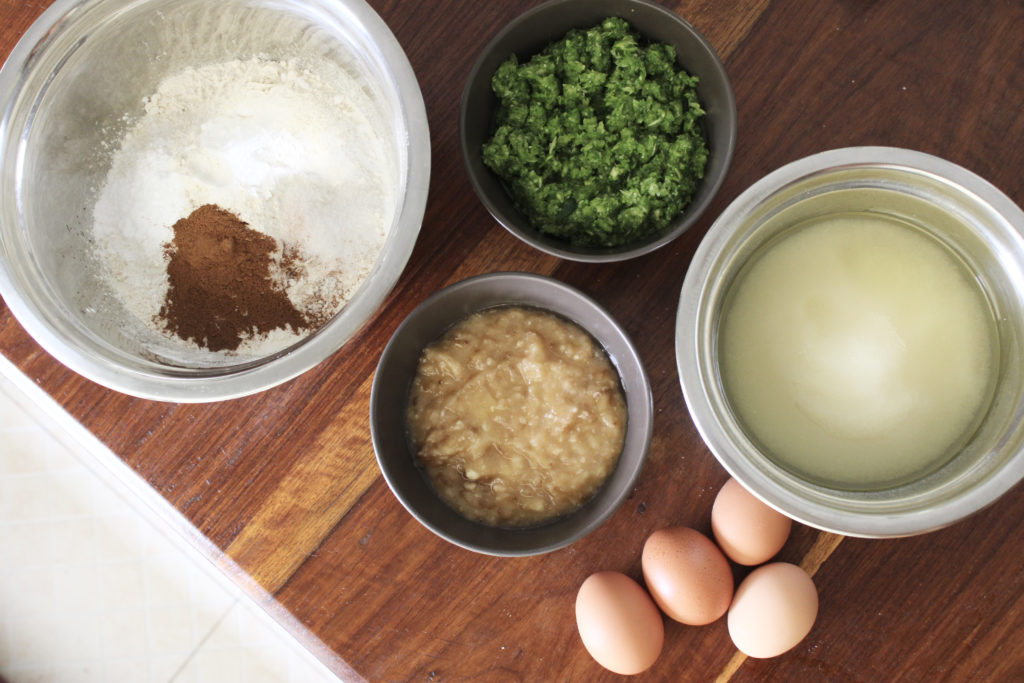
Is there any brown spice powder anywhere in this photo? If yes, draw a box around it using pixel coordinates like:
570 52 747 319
157 204 317 352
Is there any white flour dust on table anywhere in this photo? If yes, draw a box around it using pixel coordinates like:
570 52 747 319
92 56 396 358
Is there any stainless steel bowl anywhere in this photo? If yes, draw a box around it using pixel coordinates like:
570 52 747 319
371 272 654 556
459 0 736 263
677 147 1024 537
0 0 429 401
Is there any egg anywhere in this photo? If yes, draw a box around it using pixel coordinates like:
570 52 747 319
727 562 818 658
711 477 793 565
575 571 664 675
641 526 733 625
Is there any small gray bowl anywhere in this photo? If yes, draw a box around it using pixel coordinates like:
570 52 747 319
370 272 653 556
459 0 736 262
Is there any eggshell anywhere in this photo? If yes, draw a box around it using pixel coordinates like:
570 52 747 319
575 571 664 675
641 526 733 625
727 562 818 658
712 477 793 565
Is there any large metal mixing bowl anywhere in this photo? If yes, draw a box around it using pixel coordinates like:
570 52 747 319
677 147 1024 537
0 0 430 401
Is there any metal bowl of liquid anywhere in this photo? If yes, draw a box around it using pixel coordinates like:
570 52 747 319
677 146 1024 537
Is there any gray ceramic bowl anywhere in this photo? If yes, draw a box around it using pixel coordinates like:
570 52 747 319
370 272 653 556
459 0 736 263
677 147 1024 537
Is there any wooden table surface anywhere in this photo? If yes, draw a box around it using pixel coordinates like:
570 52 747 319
2 0 1023 680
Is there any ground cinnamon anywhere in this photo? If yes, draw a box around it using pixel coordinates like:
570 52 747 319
157 204 314 352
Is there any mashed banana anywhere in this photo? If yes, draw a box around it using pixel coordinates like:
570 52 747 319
407 306 627 527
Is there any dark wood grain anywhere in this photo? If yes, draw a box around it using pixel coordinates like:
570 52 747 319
1 0 1023 681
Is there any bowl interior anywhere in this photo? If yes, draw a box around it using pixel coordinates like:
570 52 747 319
371 273 653 556
459 0 736 262
678 148 1024 536
0 0 428 400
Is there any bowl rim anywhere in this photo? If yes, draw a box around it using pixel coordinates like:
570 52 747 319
370 271 654 556
0 0 430 402
458 0 737 263
676 145 1024 537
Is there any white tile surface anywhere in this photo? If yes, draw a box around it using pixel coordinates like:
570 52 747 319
0 357 344 683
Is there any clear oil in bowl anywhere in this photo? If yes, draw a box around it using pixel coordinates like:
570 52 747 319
717 209 999 491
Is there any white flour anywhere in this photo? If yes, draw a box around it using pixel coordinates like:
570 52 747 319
92 56 396 357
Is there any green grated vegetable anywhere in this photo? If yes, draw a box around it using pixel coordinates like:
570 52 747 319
482 16 709 248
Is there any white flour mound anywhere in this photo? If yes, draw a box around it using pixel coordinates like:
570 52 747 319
92 56 396 357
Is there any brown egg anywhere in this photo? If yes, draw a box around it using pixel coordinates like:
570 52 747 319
641 526 733 625
711 477 793 566
575 571 664 675
728 562 818 658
